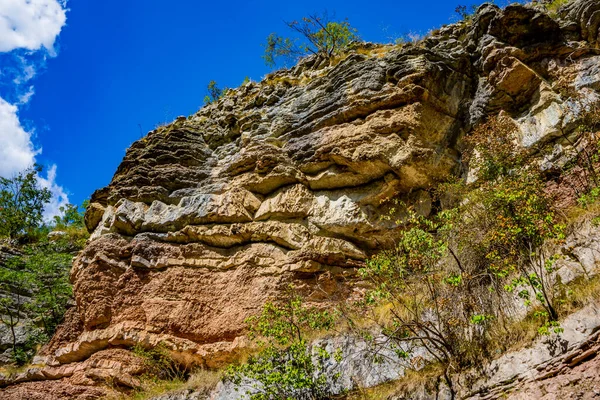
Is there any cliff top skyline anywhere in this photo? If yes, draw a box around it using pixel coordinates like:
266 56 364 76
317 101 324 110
0 0 512 215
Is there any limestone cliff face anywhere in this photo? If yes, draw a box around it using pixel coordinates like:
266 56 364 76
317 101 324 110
26 0 600 392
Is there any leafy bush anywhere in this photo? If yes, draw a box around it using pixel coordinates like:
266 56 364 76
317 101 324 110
263 13 358 67
457 173 565 321
358 205 493 374
357 113 568 376
226 293 340 400
132 344 187 381
460 115 565 320
204 80 227 105
0 165 51 240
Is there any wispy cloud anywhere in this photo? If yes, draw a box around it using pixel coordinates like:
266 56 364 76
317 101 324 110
0 0 69 219
12 57 36 85
37 164 69 222
17 85 34 105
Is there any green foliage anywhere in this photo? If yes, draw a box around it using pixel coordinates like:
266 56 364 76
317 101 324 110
50 202 90 249
24 248 73 335
0 238 76 365
226 293 339 400
578 187 600 208
52 203 86 230
543 0 570 17
359 207 484 369
470 314 493 325
0 263 32 363
0 189 87 365
358 113 571 372
263 13 358 67
460 114 567 321
457 174 564 321
245 296 335 346
0 165 51 240
204 80 228 104
132 344 186 381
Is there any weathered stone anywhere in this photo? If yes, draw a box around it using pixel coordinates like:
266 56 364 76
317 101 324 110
6 1 600 398
57 0 600 373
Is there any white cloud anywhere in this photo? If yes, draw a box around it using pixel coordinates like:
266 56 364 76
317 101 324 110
0 95 38 177
37 164 69 222
12 58 36 84
0 96 68 220
0 0 69 220
17 85 34 104
0 0 67 54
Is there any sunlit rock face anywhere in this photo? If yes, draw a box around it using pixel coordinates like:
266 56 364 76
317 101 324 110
38 0 600 375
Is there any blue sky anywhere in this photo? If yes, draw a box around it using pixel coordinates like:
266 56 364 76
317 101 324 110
0 0 511 215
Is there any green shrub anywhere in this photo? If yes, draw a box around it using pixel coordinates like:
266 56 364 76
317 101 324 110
358 205 492 372
204 80 228 104
226 293 340 400
263 13 358 67
0 165 51 240
357 112 568 376
132 344 187 381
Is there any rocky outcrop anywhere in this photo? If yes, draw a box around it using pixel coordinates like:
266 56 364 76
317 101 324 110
142 213 600 400
4 0 600 397
462 303 600 399
0 349 146 399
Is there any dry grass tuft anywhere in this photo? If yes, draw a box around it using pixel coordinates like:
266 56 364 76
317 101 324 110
107 368 222 400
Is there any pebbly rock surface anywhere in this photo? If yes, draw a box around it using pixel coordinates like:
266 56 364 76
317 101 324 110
3 0 600 398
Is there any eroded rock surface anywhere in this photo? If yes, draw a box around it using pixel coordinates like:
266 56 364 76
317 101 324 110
4 0 600 398
48 0 600 371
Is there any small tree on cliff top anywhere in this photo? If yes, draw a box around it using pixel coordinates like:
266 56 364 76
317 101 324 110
263 12 358 67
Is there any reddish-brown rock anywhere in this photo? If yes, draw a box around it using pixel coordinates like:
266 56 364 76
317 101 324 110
4 0 600 397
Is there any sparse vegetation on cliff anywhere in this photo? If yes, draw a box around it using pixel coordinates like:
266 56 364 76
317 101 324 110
226 293 340 400
8 0 600 399
204 80 227 105
263 13 358 67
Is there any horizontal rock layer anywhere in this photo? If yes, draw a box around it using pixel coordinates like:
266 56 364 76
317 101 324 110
9 0 600 395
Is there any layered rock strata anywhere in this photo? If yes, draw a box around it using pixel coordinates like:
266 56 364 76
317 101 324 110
3 0 600 397
49 0 600 369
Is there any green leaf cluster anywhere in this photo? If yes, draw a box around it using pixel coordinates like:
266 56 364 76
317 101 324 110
226 294 339 399
263 13 358 67
204 80 228 105
0 238 76 364
0 165 51 240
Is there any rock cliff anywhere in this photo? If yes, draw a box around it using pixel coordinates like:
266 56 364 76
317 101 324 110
2 0 600 398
